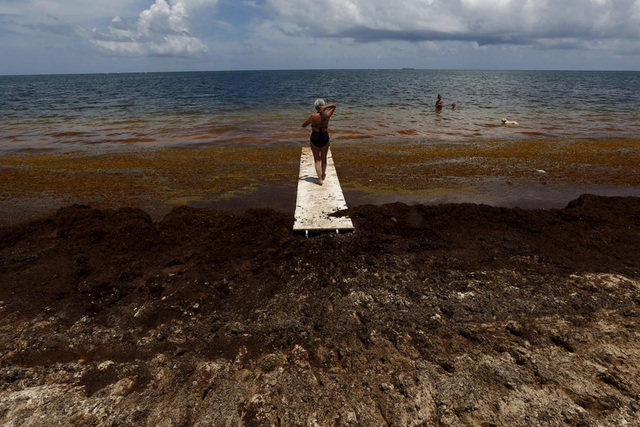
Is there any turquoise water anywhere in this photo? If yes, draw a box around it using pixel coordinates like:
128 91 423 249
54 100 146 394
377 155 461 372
1 70 640 151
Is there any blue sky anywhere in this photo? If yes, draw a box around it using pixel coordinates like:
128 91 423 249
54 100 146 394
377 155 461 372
1 0 640 75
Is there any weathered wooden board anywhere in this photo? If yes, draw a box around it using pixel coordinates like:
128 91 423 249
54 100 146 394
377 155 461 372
293 147 354 234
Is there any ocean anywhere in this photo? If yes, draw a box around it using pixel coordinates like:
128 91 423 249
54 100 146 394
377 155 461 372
2 69 640 151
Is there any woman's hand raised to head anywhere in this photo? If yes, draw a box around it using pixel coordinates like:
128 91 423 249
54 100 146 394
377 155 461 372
321 103 337 119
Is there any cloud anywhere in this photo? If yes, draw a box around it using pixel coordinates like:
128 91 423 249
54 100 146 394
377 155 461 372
262 0 640 51
3 0 639 73
0 0 142 24
21 22 78 37
88 0 217 57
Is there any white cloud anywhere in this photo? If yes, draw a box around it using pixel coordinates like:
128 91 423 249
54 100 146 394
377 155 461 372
460 0 512 10
88 0 217 57
261 0 640 51
3 0 639 73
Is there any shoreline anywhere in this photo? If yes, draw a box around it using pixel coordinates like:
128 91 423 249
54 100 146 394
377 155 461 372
1 136 639 226
3 70 640 424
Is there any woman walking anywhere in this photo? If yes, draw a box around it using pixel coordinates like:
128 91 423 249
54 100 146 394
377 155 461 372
302 99 337 185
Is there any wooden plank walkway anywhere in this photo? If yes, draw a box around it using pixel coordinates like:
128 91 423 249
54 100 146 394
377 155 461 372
293 147 355 235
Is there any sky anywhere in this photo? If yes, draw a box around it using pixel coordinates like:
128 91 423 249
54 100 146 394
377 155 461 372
1 0 640 75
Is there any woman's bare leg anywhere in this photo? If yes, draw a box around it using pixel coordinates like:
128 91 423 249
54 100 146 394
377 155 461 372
320 144 329 181
310 144 324 185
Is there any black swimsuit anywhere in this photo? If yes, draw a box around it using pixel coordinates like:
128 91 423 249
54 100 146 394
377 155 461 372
310 130 329 147
310 112 330 147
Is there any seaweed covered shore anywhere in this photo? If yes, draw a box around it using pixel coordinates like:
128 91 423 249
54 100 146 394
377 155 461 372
1 194 639 425
2 137 639 225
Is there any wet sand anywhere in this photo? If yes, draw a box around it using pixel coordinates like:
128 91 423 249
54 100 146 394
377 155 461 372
1 137 639 226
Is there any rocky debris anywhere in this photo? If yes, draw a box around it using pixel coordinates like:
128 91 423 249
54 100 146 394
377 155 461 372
0 194 639 425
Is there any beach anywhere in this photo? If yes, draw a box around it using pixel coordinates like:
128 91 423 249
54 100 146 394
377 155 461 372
1 136 639 225
1 192 639 425
1 70 640 425
1 137 640 425
3 70 639 222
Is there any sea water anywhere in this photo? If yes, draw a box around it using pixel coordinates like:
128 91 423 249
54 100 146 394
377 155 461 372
1 69 640 151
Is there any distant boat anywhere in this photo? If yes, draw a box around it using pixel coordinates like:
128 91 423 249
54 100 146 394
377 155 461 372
402 68 415 70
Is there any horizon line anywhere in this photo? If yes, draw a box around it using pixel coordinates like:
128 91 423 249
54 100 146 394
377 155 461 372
2 67 640 77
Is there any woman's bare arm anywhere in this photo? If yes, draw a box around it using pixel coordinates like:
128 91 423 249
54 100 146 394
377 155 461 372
321 103 337 119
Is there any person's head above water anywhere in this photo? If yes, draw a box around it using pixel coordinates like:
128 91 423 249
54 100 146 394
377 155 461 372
314 99 326 112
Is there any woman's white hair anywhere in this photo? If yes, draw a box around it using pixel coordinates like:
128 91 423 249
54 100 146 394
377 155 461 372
314 98 326 112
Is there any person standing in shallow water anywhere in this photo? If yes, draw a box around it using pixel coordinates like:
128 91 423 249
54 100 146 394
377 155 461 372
435 94 444 110
302 99 337 185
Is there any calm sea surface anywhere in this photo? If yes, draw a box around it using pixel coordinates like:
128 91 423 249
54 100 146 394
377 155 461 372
1 70 640 151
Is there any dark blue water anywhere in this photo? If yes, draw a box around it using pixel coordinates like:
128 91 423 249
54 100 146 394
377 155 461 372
1 70 640 150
